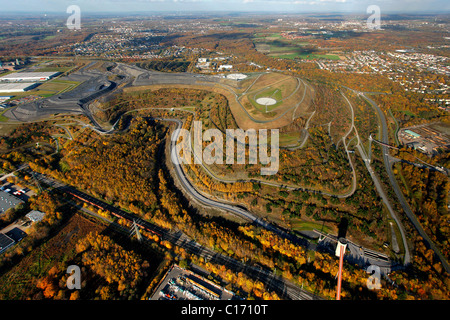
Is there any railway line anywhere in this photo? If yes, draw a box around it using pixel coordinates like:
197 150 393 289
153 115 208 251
29 170 321 300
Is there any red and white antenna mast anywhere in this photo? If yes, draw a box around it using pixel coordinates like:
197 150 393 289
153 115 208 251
335 238 347 300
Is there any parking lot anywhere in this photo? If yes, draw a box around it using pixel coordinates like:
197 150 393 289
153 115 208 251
0 180 34 203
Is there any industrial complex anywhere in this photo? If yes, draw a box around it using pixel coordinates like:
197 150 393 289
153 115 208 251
399 123 450 155
0 71 59 93
151 264 235 301
0 72 59 83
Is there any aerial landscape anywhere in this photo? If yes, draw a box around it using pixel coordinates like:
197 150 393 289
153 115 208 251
0 0 449 310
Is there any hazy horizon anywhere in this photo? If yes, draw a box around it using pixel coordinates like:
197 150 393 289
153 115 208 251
0 0 448 14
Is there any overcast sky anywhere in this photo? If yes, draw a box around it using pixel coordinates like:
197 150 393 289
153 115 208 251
0 0 448 13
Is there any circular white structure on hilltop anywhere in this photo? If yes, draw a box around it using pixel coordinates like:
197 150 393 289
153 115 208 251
256 97 277 106
226 73 248 80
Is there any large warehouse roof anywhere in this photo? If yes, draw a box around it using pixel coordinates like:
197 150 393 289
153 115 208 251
0 82 38 93
0 72 59 82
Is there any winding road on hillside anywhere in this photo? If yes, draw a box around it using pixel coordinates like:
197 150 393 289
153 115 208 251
7 64 405 281
198 89 357 198
167 118 313 249
61 108 394 273
50 79 446 272
164 117 397 270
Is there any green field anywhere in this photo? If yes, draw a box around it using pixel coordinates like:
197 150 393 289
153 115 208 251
399 110 417 117
40 79 80 91
253 34 339 61
290 219 331 234
235 72 313 132
273 52 340 60
0 108 9 122
43 35 57 41
251 104 280 114
253 33 283 40
249 88 283 112
255 87 283 101
279 132 301 146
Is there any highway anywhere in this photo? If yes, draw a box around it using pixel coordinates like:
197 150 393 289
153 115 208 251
336 86 411 266
357 143 411 266
361 93 450 273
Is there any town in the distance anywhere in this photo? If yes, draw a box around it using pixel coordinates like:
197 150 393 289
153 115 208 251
0 1 449 304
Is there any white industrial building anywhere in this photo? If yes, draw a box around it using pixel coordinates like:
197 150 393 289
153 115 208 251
0 71 59 83
25 210 45 223
218 65 233 71
0 82 38 93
